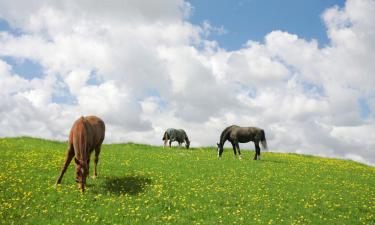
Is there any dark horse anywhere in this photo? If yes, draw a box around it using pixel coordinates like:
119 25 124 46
162 128 190 149
217 125 267 160
56 116 105 192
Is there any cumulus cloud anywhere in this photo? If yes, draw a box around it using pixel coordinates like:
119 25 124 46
0 0 374 165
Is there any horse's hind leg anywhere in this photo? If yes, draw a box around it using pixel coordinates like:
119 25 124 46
87 150 92 177
230 141 237 157
235 142 242 159
56 144 74 184
254 142 260 160
93 145 101 179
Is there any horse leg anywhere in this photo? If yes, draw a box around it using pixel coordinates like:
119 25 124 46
93 145 101 179
235 142 242 159
169 140 172 148
256 142 261 160
254 142 260 160
87 151 91 178
163 139 168 148
231 141 237 158
56 144 74 184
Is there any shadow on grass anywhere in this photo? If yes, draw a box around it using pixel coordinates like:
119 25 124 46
103 176 152 195
260 159 288 164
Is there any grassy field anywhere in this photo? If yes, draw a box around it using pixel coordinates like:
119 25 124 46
0 137 374 224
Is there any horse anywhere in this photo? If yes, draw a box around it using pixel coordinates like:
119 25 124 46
217 125 267 160
162 128 190 149
56 115 105 192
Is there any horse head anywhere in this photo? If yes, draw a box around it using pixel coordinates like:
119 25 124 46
74 158 88 192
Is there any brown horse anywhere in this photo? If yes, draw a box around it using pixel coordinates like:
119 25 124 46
56 116 105 192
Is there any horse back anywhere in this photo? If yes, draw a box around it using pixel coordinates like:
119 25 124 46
229 126 263 142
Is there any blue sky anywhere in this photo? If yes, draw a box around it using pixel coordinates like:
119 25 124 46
0 18 21 36
188 0 345 50
0 19 10 30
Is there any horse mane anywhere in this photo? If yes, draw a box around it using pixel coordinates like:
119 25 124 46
219 125 235 146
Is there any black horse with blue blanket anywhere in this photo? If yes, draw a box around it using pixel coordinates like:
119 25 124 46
163 128 190 149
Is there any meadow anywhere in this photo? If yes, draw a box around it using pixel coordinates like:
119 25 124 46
0 137 374 224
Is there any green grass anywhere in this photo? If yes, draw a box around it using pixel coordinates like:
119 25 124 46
0 137 374 224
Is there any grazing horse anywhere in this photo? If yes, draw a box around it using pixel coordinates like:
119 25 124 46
56 116 105 192
162 128 190 149
217 125 267 160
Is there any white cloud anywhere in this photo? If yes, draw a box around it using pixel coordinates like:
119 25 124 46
0 0 374 166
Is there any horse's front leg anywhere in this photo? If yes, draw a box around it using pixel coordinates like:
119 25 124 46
254 142 260 160
169 140 172 148
56 144 74 185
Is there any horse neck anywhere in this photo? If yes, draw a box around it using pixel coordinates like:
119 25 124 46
219 137 227 147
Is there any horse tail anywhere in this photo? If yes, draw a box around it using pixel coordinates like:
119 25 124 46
260 129 268 150
162 131 169 141
74 117 88 163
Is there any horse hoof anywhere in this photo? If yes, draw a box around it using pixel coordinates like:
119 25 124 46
92 175 97 179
